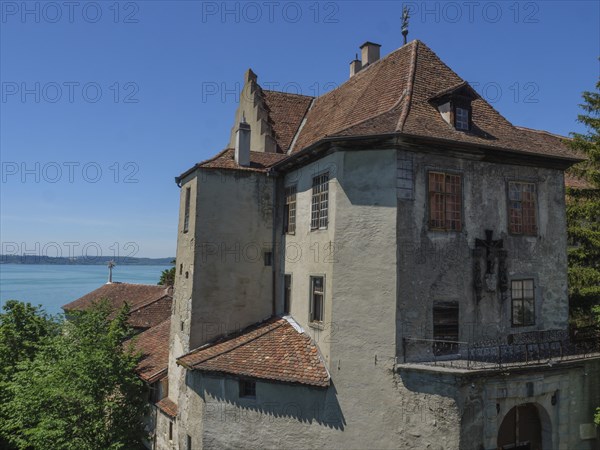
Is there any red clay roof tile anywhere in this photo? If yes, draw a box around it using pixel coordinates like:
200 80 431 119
156 397 178 418
177 317 330 388
125 318 171 383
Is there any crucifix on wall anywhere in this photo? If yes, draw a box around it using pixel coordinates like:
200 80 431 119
473 230 508 302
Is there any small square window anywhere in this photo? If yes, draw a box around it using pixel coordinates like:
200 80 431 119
239 380 256 399
264 252 273 266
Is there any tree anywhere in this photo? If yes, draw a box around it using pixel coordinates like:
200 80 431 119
0 301 60 449
566 79 600 326
0 301 148 450
158 259 176 286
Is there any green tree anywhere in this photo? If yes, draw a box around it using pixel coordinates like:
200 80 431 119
1 301 148 450
0 301 60 449
566 79 600 325
158 259 176 286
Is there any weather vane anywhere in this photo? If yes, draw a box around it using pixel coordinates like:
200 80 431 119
402 6 410 45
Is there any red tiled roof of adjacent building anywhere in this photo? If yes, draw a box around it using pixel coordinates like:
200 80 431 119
177 317 330 388
156 397 178 418
193 149 287 173
262 90 313 153
565 173 596 190
125 318 171 384
62 282 173 329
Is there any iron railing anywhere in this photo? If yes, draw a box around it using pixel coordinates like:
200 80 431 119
401 331 600 370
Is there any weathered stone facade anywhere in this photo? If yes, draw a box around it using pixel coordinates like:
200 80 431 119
155 39 600 449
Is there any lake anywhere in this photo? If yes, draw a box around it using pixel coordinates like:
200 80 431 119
0 264 172 315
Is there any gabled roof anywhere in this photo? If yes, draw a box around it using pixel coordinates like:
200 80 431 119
62 282 173 329
262 90 313 153
178 149 288 179
126 318 171 383
177 317 330 388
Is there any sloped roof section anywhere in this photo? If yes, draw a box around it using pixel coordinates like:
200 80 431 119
192 148 287 173
156 397 178 418
63 282 172 317
177 317 330 388
289 40 580 161
125 318 171 383
262 90 313 153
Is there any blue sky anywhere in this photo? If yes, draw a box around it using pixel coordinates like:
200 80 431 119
1 1 598 258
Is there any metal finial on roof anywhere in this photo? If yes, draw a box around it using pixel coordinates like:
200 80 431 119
107 260 116 284
402 6 410 45
241 112 247 124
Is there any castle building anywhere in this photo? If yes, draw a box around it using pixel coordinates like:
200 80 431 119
154 40 600 450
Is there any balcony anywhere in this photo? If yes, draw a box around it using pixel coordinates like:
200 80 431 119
398 328 600 373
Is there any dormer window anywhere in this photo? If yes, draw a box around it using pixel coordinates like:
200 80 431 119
455 107 470 130
429 82 479 133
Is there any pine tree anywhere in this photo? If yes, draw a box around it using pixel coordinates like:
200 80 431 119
566 79 600 326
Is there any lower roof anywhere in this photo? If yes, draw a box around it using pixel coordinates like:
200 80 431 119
177 317 330 388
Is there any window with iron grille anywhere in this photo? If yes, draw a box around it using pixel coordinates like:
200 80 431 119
284 185 297 234
183 187 191 233
428 171 462 231
311 173 329 230
511 279 535 326
508 182 537 235
239 380 256 399
310 276 324 323
432 302 459 355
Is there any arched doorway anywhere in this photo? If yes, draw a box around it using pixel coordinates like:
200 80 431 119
497 403 548 450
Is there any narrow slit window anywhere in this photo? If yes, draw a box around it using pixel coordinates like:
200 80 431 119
428 172 462 232
508 182 537 235
310 276 324 323
311 173 329 230
284 274 292 315
284 185 297 234
183 187 191 233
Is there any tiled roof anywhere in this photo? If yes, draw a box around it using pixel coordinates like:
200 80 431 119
177 317 330 388
565 173 596 190
291 40 582 161
126 318 171 383
194 149 287 173
156 397 178 418
262 90 313 153
63 282 173 329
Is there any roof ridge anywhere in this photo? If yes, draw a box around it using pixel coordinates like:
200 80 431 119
397 40 419 132
128 293 172 314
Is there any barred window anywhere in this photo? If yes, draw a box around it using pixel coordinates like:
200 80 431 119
428 172 462 231
284 185 297 234
511 279 535 326
508 182 537 235
311 173 329 230
239 380 256 399
310 276 324 323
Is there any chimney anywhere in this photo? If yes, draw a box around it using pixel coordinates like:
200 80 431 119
235 114 251 166
360 41 381 68
349 53 362 78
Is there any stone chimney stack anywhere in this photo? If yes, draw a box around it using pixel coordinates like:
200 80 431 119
235 115 251 167
360 42 381 68
349 54 362 78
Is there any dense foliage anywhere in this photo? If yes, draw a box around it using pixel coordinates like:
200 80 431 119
566 79 600 326
0 300 148 449
158 259 176 286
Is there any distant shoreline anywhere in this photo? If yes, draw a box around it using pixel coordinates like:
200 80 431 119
0 256 175 266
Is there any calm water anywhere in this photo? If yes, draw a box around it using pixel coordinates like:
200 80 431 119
0 264 171 315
